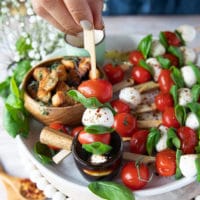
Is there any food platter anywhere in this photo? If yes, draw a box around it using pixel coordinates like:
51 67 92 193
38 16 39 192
16 34 197 199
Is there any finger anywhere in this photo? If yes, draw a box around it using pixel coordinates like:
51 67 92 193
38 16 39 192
63 0 93 25
88 0 104 30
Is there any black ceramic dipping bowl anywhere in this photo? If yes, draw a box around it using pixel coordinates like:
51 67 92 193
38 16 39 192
72 132 123 181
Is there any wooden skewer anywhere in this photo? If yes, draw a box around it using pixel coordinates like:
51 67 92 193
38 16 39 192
113 78 134 93
134 81 159 93
133 103 157 114
137 120 162 129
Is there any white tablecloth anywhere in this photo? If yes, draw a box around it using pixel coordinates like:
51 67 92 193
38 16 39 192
0 15 200 200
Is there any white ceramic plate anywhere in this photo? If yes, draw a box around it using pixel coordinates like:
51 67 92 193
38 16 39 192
17 35 196 200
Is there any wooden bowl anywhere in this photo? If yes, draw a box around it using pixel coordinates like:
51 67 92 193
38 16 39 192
22 57 85 126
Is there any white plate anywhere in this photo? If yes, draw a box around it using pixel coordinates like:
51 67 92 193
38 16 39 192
17 35 196 199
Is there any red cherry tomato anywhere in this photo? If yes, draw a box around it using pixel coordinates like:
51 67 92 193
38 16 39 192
177 126 198 154
158 69 174 93
113 113 137 137
155 92 174 112
156 149 176 176
78 79 113 103
131 66 152 84
121 161 150 190
71 126 84 137
129 50 144 66
163 31 181 47
162 107 180 128
130 130 149 154
111 99 130 113
163 53 179 67
103 63 124 84
78 130 111 145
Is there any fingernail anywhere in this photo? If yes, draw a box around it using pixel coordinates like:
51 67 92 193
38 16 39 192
80 20 92 30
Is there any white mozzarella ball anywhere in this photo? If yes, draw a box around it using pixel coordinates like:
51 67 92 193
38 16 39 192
179 154 197 177
82 107 114 127
119 87 141 109
150 40 166 57
178 88 192 106
185 112 200 130
181 65 197 88
176 24 196 42
180 47 197 65
156 125 168 152
146 58 162 82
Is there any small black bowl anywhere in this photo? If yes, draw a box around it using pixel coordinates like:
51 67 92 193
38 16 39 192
71 132 123 181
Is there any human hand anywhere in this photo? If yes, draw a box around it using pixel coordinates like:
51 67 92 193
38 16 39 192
31 0 104 35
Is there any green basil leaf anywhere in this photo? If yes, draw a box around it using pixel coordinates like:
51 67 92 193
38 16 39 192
175 149 183 179
170 66 185 88
195 155 200 182
88 181 134 200
159 32 168 48
170 85 178 106
187 102 200 124
167 128 181 149
139 60 154 76
16 35 32 56
6 93 24 109
195 129 200 153
175 30 185 46
191 84 200 102
0 77 11 99
83 142 112 155
189 63 200 84
10 77 20 99
33 141 55 164
146 128 161 155
156 56 171 69
168 46 183 66
137 34 152 59
175 105 186 126
84 125 114 134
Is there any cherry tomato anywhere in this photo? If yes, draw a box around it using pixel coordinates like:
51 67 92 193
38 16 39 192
163 31 181 47
131 66 152 84
130 130 149 154
163 53 179 67
71 126 84 137
158 69 174 93
121 161 150 190
155 92 174 112
177 126 198 154
156 149 176 176
78 79 113 103
103 63 124 84
111 99 130 113
129 50 144 66
78 130 111 145
162 107 180 128
113 113 137 137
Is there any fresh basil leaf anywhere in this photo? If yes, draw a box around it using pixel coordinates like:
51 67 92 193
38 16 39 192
195 155 200 182
139 60 154 76
187 102 200 124
84 125 114 134
191 84 200 102
88 181 134 200
83 142 112 155
167 128 181 149
33 141 55 164
0 77 11 99
175 30 185 46
189 63 200 84
10 77 20 99
156 56 171 69
170 66 185 88
195 129 200 153
175 105 186 126
159 32 168 48
6 93 23 109
170 85 178 106
16 35 32 56
168 46 183 66
175 149 183 179
146 128 161 155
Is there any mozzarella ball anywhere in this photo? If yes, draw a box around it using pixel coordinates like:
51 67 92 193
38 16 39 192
180 154 197 177
181 65 197 88
82 107 114 127
185 112 199 130
150 40 166 57
156 125 168 152
180 47 197 65
119 87 141 109
178 88 192 106
176 24 196 42
146 58 162 81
